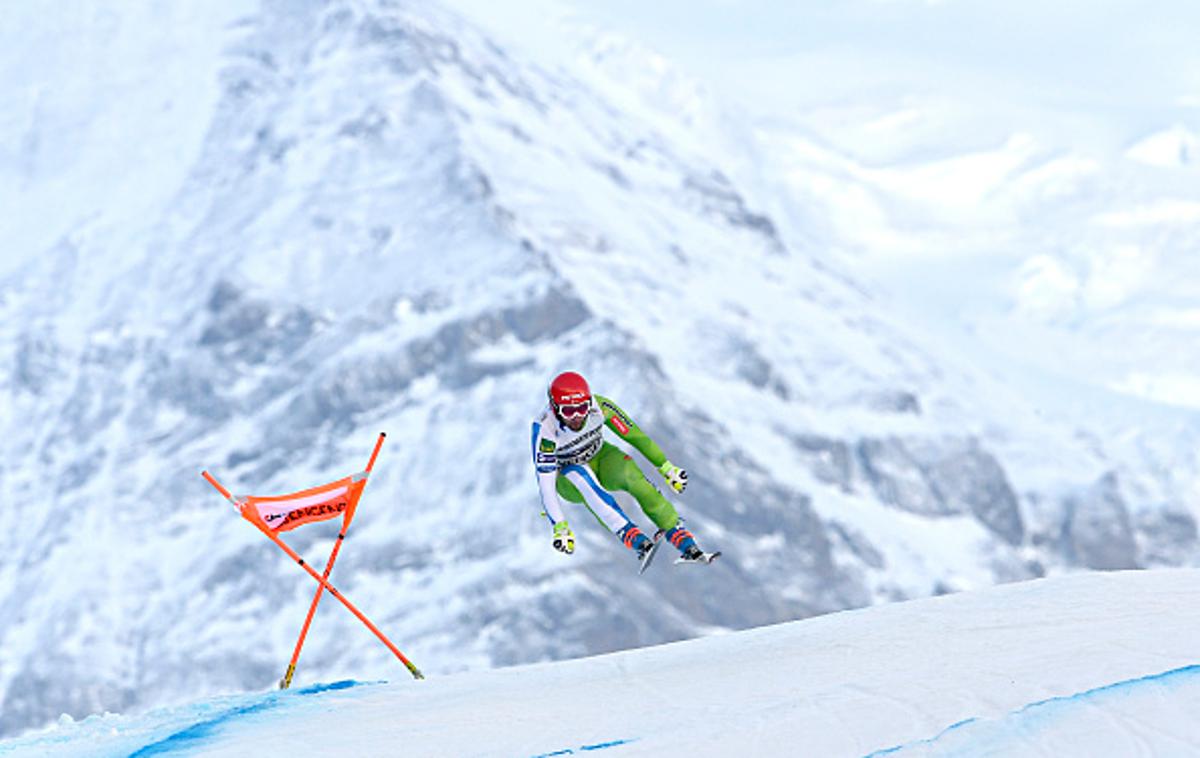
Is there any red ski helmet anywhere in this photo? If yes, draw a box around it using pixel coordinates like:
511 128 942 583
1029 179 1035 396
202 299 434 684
549 371 592 419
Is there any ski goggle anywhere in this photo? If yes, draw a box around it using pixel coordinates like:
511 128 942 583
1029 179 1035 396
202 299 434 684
556 401 590 419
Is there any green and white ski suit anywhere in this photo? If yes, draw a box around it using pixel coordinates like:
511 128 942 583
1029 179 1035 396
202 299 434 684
531 395 680 535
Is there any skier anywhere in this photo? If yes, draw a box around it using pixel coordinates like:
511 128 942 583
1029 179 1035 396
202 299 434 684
530 371 719 570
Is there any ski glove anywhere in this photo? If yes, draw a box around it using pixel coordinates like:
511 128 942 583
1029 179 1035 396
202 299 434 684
552 521 575 555
658 461 688 494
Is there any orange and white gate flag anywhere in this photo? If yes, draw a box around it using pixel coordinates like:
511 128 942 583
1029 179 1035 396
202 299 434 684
238 474 367 533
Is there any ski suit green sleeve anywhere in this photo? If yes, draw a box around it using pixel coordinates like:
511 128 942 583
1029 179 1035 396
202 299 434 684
594 394 669 468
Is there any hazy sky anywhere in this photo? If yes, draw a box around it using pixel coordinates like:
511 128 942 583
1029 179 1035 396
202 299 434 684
445 0 1200 133
441 0 1200 409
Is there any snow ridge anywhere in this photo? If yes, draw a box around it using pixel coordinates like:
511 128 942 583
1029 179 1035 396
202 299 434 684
3 570 1198 757
129 680 367 758
869 664 1200 757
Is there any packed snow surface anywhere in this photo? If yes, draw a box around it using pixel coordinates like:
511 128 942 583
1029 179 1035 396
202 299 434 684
4 569 1197 757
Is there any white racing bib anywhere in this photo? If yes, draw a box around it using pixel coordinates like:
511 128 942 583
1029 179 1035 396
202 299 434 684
533 401 605 471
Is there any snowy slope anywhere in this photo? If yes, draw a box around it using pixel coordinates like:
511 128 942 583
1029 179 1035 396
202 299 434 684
2 0 1199 741
4 570 1198 757
0 1 257 279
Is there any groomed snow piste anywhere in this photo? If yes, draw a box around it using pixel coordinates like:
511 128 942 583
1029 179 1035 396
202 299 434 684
3 569 1197 757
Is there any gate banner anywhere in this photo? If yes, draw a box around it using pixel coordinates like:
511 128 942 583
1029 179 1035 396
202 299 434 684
201 433 424 682
239 477 365 533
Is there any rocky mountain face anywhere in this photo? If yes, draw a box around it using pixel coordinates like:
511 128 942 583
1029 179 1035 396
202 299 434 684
1 0 1196 738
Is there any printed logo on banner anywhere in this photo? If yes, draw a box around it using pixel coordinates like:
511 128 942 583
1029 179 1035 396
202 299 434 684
263 500 348 530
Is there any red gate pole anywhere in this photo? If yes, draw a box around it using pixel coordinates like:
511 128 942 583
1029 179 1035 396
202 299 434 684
280 433 386 689
202 463 423 681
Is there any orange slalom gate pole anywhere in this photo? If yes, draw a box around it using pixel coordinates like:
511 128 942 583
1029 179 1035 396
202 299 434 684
201 467 424 681
280 534 347 689
280 433 386 689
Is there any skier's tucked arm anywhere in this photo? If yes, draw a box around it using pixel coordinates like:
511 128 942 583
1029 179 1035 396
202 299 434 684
595 395 688 493
595 395 667 465
532 422 574 553
537 470 566 523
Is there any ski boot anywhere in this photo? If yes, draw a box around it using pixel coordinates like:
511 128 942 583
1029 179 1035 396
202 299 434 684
655 522 722 565
675 544 721 565
636 532 663 575
619 524 662 575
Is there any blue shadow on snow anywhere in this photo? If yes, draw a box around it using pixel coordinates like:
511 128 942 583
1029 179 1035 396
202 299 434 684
130 680 366 757
530 738 638 757
863 662 1200 757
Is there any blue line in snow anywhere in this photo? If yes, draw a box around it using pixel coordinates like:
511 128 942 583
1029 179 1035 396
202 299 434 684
581 739 635 751
530 738 636 757
863 663 1200 757
129 680 369 757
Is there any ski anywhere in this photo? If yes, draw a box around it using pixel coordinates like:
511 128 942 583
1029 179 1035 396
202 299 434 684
675 550 721 566
637 534 664 575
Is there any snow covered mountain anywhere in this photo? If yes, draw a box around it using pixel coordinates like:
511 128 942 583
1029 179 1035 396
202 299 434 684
1 0 1197 739
4 570 1199 756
